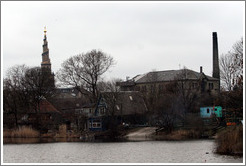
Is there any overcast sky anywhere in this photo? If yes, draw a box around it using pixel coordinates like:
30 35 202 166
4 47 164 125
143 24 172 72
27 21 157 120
1 1 244 81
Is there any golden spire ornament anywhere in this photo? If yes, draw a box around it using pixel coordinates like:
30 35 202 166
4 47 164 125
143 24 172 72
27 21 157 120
44 26 47 35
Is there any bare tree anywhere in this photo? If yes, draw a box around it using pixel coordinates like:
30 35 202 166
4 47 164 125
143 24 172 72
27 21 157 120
175 69 200 114
153 69 201 133
3 65 29 128
220 53 234 91
98 79 122 138
24 67 55 130
220 38 243 91
57 49 115 102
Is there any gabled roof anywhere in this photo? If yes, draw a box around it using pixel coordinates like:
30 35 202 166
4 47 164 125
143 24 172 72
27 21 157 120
81 103 96 108
132 69 218 83
39 99 60 114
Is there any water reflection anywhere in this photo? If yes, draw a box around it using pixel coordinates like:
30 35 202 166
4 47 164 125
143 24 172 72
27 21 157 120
3 137 82 144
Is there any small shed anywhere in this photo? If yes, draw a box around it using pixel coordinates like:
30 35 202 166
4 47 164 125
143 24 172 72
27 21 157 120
200 106 222 118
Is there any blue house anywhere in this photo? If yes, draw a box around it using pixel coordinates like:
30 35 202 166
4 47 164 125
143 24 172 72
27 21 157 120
83 96 107 131
84 91 148 131
200 106 222 118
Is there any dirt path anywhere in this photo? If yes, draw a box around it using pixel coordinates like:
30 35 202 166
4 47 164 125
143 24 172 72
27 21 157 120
125 127 157 141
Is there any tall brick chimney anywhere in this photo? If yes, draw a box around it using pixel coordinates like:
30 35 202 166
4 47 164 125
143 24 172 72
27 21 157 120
212 32 220 79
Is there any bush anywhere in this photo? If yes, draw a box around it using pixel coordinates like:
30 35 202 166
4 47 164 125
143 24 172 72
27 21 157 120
216 125 243 155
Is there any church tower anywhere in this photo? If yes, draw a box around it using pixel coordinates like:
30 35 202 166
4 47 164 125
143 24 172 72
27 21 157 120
41 27 55 87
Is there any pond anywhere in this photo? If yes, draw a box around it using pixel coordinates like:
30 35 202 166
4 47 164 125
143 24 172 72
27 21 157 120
3 139 243 163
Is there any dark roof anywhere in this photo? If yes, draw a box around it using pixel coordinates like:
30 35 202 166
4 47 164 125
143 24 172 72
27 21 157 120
81 103 96 108
101 91 148 115
39 100 60 114
132 69 218 83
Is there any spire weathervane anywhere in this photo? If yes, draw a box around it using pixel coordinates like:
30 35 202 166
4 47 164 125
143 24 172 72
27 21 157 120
44 26 47 35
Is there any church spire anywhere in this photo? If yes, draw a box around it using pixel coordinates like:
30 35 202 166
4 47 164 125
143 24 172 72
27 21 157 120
41 26 55 87
41 26 51 71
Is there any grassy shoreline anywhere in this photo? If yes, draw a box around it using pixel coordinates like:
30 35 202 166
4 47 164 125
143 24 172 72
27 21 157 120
4 125 243 157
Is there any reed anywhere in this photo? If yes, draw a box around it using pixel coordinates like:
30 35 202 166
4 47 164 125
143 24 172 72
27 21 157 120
10 126 40 138
216 125 243 155
155 129 201 140
3 129 12 138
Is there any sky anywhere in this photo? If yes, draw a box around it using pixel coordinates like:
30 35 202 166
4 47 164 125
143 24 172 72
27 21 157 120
1 1 245 82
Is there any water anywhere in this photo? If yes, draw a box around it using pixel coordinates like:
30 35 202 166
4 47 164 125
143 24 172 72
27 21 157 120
3 139 243 163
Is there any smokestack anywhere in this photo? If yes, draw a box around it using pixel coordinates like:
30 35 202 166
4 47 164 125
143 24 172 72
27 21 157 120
212 32 220 79
200 66 203 73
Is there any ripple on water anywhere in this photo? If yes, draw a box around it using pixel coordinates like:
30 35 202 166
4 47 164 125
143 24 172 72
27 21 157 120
3 140 243 163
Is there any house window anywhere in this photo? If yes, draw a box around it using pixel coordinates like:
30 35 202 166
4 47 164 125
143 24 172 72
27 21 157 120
192 83 198 89
150 85 155 93
207 108 210 113
135 86 140 91
100 108 105 114
91 120 101 128
209 83 214 90
89 109 92 113
141 85 146 92
159 84 164 92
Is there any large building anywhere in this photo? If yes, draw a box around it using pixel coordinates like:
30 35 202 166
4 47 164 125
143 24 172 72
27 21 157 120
117 32 220 96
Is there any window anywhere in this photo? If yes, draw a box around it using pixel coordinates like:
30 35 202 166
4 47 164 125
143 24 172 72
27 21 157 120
207 108 210 113
141 85 146 92
150 85 155 93
159 84 164 92
209 83 214 90
192 83 198 89
89 109 92 114
100 108 105 114
91 120 101 128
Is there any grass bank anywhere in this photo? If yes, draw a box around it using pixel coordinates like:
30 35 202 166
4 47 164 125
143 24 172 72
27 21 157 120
215 124 243 156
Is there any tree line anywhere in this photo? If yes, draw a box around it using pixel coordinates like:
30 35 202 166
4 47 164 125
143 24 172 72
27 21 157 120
3 49 116 130
3 38 243 133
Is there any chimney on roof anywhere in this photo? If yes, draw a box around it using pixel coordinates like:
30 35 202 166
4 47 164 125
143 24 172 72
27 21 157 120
212 32 220 79
200 66 203 73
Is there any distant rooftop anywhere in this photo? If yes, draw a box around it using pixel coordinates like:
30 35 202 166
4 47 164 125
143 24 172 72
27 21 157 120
129 69 218 83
